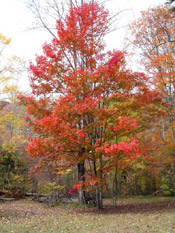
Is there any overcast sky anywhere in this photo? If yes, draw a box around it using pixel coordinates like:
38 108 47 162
0 0 165 90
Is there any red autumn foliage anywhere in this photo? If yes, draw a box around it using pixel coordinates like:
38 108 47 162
18 2 161 205
68 185 78 195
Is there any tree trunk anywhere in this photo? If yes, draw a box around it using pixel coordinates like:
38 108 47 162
32 176 38 193
77 160 85 205
93 156 103 210
98 154 103 209
113 166 118 206
96 186 103 210
134 175 138 195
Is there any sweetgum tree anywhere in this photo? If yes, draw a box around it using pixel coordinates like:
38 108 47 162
19 2 160 209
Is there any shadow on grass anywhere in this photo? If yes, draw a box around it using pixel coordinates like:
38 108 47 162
82 200 175 215
0 198 175 219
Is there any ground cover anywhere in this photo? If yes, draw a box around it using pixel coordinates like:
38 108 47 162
0 197 175 233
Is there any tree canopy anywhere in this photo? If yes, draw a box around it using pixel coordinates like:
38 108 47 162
18 1 161 209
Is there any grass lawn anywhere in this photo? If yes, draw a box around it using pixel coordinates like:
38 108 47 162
0 196 175 233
